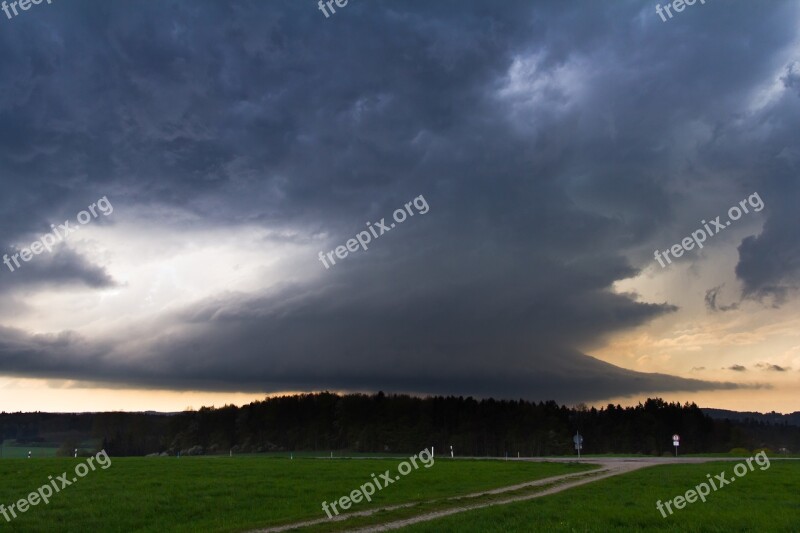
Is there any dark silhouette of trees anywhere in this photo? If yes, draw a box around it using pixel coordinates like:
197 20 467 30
1 394 798 456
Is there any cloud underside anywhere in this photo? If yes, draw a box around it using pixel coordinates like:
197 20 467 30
0 282 746 402
0 345 743 403
0 0 796 401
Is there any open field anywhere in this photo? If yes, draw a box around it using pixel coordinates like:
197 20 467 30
2 455 796 532
0 457 593 532
0 442 59 459
548 452 800 459
399 460 800 532
231 451 416 459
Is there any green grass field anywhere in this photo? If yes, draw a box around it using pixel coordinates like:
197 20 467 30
401 460 800 532
0 443 59 459
3 456 795 532
0 456 593 532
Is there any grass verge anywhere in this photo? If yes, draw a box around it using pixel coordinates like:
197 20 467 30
399 459 800 532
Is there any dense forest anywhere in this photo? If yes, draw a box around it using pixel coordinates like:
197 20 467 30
2 393 798 457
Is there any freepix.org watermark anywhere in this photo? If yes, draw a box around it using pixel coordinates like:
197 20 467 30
318 195 429 269
1 0 54 21
654 192 764 268
0 449 111 523
318 0 349 18
3 196 113 273
321 447 434 519
656 451 770 518
655 0 706 23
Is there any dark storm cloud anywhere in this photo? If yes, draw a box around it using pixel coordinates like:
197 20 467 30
0 0 794 399
756 363 789 372
780 61 800 94
705 285 740 312
732 69 800 302
0 248 116 291
728 365 747 372
0 279 746 403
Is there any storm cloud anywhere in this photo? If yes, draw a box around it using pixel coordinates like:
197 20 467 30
0 0 796 403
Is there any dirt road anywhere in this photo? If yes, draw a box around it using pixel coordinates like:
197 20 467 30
251 456 770 533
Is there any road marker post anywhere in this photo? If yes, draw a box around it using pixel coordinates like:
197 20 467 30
573 432 583 459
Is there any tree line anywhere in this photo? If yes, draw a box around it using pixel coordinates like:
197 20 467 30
2 393 798 456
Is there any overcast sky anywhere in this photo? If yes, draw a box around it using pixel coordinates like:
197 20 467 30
0 0 799 412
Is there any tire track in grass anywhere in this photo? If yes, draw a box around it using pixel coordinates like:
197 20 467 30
250 464 608 533
343 461 651 532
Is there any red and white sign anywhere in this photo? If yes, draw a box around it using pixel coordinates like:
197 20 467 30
672 434 680 441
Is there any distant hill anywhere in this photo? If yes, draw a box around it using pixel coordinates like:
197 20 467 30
702 408 800 426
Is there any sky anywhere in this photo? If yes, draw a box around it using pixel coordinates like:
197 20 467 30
0 0 799 413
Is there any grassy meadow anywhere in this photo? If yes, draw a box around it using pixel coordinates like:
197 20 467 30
4 454 795 532
402 460 800 532
0 456 593 532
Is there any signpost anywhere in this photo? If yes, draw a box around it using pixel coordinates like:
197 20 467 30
573 432 583 459
673 434 680 457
